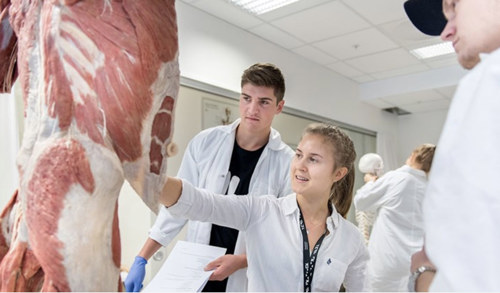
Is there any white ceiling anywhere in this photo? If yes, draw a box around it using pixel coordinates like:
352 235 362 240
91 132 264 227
179 0 462 115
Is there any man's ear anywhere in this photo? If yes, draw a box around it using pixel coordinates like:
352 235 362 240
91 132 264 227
276 100 284 114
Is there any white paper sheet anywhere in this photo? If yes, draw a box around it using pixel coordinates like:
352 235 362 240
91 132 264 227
144 241 226 292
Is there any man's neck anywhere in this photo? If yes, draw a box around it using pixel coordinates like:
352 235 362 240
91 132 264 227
235 127 270 151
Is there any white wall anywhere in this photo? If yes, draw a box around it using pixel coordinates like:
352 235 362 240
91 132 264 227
397 109 448 164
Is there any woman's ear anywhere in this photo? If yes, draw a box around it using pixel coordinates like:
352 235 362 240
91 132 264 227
333 167 348 182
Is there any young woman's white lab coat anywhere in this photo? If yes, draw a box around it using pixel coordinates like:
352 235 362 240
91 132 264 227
168 180 369 292
354 165 427 291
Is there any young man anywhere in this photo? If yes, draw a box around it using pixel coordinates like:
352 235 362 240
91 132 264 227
124 63 294 292
404 0 500 291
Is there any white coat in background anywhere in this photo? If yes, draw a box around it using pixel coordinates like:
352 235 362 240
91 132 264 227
354 165 427 291
149 118 294 291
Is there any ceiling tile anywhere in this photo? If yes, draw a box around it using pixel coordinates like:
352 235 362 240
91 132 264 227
292 46 337 65
342 0 408 25
249 24 305 49
425 56 459 68
271 1 371 43
189 0 263 29
370 63 428 79
345 48 422 74
313 28 399 60
352 75 376 83
327 61 364 78
257 0 332 21
378 19 438 48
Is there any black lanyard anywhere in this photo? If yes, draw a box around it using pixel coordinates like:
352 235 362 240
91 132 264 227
299 206 327 292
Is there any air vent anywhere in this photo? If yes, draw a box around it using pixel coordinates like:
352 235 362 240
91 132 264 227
382 107 411 116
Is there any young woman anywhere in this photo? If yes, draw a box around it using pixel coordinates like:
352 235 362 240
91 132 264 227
160 123 368 291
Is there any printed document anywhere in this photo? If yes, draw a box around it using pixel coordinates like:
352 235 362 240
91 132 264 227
144 241 226 292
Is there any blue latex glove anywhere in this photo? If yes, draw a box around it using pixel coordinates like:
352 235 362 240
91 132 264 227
124 256 148 292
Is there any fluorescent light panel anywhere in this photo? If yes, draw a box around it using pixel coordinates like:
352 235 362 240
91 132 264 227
229 0 300 15
410 42 455 59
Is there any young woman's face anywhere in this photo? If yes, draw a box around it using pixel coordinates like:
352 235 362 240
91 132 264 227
291 134 337 198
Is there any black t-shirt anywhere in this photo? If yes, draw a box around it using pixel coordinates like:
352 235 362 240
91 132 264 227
202 140 266 292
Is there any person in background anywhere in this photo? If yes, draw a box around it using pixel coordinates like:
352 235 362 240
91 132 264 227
354 144 436 291
355 153 384 245
124 63 294 292
159 123 368 291
404 0 500 291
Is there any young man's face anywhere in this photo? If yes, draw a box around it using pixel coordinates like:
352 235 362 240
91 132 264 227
441 0 500 69
238 83 284 134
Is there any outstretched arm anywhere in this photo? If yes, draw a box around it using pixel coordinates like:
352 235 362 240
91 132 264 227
160 177 183 207
163 178 254 233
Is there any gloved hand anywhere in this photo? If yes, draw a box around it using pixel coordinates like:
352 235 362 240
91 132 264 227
124 256 148 292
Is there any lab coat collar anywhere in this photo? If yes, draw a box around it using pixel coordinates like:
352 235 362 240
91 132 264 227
401 164 427 178
229 118 289 151
475 47 500 64
282 194 340 228
479 52 490 62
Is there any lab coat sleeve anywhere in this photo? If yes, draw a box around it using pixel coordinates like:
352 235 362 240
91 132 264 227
280 174 293 198
275 146 295 197
168 179 257 232
148 136 201 246
278 152 293 198
343 237 369 292
149 206 188 246
353 174 393 212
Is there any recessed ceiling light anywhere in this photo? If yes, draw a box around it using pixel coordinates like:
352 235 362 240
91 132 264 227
229 0 300 15
410 42 455 59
